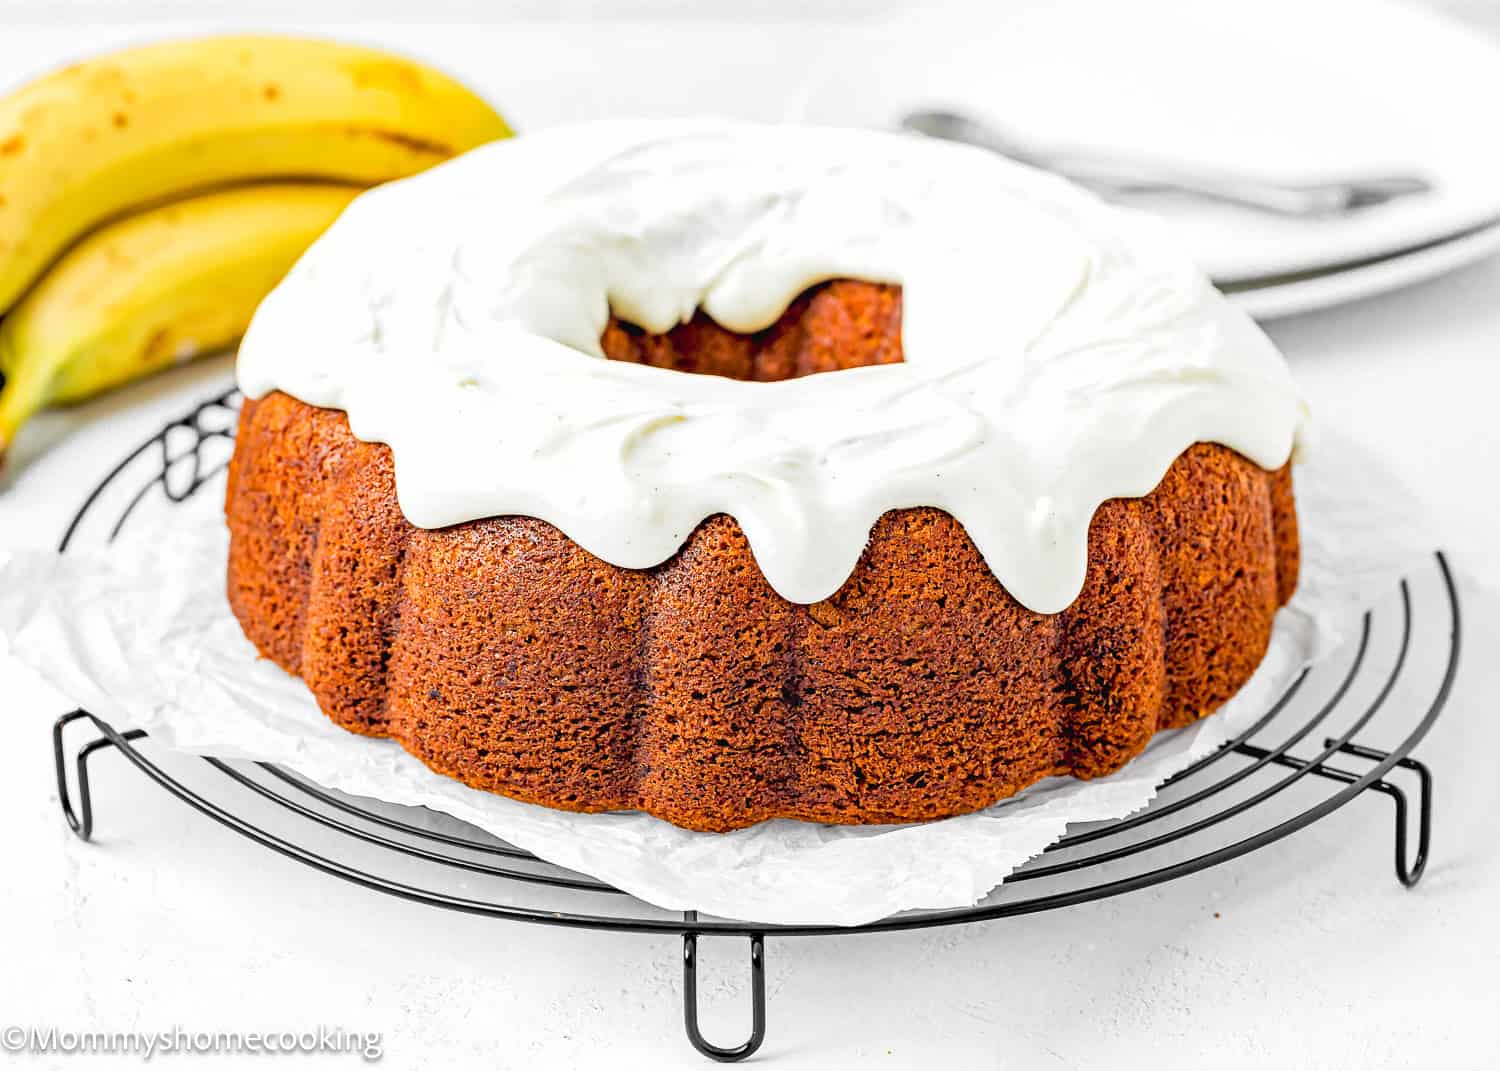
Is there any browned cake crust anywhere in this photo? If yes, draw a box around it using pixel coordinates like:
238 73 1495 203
225 280 1299 832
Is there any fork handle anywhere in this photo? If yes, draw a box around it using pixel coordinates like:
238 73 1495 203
1049 156 1429 217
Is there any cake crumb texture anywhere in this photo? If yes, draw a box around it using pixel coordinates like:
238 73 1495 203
225 281 1299 832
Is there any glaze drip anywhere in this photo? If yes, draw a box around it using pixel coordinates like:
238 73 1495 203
238 119 1305 613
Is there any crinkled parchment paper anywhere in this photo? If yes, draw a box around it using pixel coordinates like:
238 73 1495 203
0 429 1433 925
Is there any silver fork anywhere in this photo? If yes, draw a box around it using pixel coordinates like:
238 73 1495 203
901 109 1432 217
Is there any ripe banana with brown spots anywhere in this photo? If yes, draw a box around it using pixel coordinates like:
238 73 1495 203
0 34 511 466
0 34 509 315
0 183 363 463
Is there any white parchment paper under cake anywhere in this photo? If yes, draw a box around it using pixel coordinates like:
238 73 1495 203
0 429 1434 926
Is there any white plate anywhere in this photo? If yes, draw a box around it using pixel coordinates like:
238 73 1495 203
1226 219 1500 320
792 0 1500 284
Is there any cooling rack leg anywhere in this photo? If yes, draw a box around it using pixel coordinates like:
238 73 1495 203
1240 740 1436 889
681 912 767 1062
53 711 147 842
1326 741 1433 888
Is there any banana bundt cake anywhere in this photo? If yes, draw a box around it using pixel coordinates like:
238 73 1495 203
225 121 1305 832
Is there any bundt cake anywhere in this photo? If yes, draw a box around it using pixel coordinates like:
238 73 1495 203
225 121 1306 833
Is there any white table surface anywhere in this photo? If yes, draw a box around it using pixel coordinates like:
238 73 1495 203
3 6 1499 1069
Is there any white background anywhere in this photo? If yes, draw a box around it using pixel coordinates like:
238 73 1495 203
3 2 1500 1068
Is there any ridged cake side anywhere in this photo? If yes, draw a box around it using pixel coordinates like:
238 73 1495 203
225 282 1299 832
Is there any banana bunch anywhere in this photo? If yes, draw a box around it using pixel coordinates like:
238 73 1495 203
0 34 512 466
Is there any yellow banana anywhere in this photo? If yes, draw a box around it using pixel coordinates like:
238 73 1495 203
0 34 510 314
0 182 362 463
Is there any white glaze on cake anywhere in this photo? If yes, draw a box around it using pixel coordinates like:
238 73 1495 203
237 119 1306 613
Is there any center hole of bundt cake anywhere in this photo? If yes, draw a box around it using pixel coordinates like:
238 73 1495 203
599 280 904 382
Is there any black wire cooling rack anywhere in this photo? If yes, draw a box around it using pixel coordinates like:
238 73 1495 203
49 387 1458 1062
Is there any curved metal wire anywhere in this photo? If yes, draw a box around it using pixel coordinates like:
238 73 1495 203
205 757 623 895
58 387 240 553
255 762 546 861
